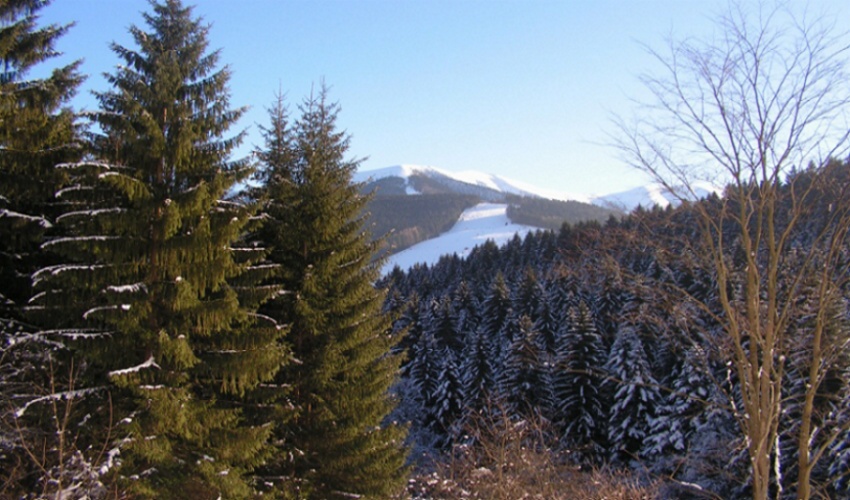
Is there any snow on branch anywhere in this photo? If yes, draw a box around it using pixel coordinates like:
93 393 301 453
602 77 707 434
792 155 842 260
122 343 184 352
105 283 148 294
108 356 160 378
40 329 112 340
248 312 284 329
0 208 52 228
82 304 131 320
33 264 110 284
56 207 126 222
55 184 93 198
215 199 242 207
41 235 120 249
14 387 105 417
3 329 111 349
55 160 113 170
247 264 280 271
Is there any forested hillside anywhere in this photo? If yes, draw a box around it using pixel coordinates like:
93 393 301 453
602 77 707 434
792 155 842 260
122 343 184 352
366 193 480 256
505 194 619 230
362 188 618 257
382 160 850 498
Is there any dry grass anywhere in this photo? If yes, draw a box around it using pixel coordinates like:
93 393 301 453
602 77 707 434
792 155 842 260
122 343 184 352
406 409 658 499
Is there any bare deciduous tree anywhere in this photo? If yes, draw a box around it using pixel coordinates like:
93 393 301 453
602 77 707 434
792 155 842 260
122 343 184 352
613 3 850 499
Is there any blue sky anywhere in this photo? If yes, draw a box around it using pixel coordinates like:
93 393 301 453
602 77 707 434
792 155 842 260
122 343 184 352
39 0 850 195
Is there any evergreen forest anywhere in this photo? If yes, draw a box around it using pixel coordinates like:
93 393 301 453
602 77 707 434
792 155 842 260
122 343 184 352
384 162 850 497
2 1 850 499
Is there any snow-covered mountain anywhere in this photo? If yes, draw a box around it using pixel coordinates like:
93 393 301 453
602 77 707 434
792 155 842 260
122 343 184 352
382 202 537 274
354 164 592 203
356 164 719 211
357 165 721 272
594 181 721 211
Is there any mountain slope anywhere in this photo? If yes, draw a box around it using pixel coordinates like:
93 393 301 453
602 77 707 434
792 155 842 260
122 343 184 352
359 165 620 260
357 164 718 271
382 203 538 273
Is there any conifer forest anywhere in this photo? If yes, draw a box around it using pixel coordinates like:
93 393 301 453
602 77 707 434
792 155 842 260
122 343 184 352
2 1 850 499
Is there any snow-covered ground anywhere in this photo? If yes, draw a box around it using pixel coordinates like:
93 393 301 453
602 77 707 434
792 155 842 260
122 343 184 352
382 203 537 274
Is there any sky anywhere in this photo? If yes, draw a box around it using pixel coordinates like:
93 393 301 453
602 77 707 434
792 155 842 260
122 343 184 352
38 0 850 196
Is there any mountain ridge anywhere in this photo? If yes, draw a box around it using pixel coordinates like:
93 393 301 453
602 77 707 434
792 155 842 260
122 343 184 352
355 164 719 210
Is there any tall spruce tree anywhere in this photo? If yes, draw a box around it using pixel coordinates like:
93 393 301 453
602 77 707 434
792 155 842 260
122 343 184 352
451 279 480 342
0 0 81 323
254 85 408 498
31 1 283 497
605 325 660 464
0 0 83 494
499 314 547 419
479 273 512 371
551 301 608 459
459 325 494 429
429 344 463 446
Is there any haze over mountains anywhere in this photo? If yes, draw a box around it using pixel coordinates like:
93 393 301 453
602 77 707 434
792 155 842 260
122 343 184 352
355 165 721 272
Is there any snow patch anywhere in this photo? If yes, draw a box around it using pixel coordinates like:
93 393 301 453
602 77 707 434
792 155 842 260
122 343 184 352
382 203 537 273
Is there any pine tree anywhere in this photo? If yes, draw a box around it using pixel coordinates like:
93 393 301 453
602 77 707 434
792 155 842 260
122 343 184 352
409 328 440 425
427 295 463 354
512 267 543 322
605 324 660 464
238 89 301 492
429 344 463 446
479 273 512 369
254 85 408 498
0 0 83 493
535 282 561 356
642 348 711 472
551 301 608 459
0 0 81 322
452 279 480 343
459 324 495 428
499 314 547 419
396 291 423 363
31 1 283 496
